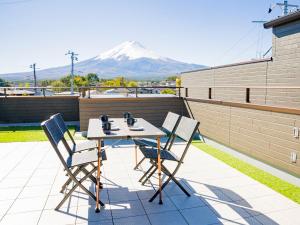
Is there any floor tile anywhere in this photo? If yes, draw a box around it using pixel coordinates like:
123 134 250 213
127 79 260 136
114 215 151 225
38 209 77 225
170 194 206 210
7 196 47 214
75 204 112 222
141 197 177 214
181 206 221 225
0 211 41 225
148 210 188 225
110 200 146 219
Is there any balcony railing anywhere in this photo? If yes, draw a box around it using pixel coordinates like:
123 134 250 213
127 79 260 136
0 86 184 98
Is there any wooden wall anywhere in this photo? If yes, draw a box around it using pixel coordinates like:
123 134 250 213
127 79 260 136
79 97 188 131
185 99 300 177
0 96 79 123
181 18 300 176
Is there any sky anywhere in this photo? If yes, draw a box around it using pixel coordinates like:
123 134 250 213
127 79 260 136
0 0 299 74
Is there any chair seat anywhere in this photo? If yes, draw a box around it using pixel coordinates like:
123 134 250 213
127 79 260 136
133 138 164 149
139 146 179 162
67 149 107 168
73 140 104 153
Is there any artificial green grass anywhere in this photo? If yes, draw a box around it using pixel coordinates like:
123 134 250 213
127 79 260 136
193 141 300 204
0 126 77 142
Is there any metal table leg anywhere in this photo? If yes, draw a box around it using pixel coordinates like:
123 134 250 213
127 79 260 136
95 139 102 213
157 136 163 204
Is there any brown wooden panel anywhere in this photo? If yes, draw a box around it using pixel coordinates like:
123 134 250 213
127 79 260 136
0 96 79 123
79 97 188 131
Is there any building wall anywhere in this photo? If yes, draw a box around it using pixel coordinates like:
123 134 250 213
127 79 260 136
79 97 188 131
0 96 79 123
182 20 300 109
186 99 300 176
182 18 300 176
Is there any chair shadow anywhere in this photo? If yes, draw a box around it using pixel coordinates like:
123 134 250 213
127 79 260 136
53 174 279 225
181 178 279 225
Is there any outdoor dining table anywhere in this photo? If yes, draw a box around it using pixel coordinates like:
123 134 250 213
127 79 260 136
87 118 165 213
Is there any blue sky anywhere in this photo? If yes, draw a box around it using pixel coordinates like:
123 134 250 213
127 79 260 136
0 0 299 74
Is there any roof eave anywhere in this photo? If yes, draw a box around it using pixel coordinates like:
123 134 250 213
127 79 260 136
264 10 300 29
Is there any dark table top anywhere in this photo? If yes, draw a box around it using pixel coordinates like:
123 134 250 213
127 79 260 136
87 118 165 140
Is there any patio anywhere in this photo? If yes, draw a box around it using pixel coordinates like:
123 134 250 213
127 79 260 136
0 140 299 225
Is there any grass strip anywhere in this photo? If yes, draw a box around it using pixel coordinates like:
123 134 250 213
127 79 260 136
0 126 78 142
193 141 300 204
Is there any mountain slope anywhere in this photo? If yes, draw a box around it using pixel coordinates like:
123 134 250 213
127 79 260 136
0 41 205 81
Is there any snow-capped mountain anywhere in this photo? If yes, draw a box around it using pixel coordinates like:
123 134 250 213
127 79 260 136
0 41 205 81
96 41 164 61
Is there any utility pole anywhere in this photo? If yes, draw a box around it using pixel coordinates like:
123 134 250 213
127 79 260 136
269 1 299 16
65 50 78 95
30 63 38 94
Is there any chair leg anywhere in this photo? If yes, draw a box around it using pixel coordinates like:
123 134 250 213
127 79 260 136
149 176 172 202
61 165 103 193
142 167 157 185
56 167 104 210
134 156 146 170
149 164 190 202
60 167 81 193
161 165 190 197
139 164 155 182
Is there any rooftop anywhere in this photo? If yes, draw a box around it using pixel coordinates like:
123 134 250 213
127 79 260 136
264 10 300 28
0 140 299 225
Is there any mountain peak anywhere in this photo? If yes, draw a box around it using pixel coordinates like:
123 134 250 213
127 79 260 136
95 41 165 61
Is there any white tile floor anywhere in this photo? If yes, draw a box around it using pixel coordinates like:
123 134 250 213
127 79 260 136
0 141 299 225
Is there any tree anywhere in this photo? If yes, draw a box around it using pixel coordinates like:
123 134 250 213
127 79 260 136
40 79 54 87
74 75 88 87
166 76 178 81
161 88 176 95
176 77 181 87
60 75 72 87
127 81 138 87
0 78 9 87
86 73 99 85
51 80 65 92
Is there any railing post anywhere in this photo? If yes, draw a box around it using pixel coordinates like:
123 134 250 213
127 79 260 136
178 87 181 97
135 87 138 98
42 88 45 97
246 88 250 103
185 88 188 97
88 88 91 98
4 88 7 98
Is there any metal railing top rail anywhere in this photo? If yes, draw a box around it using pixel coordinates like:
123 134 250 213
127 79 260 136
180 86 300 89
0 86 183 98
0 86 183 89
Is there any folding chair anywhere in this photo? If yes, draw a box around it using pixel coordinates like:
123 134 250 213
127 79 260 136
133 112 181 170
50 113 102 153
41 118 106 210
138 116 200 202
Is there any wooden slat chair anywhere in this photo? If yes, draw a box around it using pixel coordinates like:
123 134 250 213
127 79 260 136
50 113 102 153
41 118 106 210
133 112 181 170
138 116 200 202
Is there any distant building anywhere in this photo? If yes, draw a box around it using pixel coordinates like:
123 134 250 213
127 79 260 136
0 89 35 96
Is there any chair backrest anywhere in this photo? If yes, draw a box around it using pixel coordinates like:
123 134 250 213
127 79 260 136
50 113 76 145
173 116 200 163
162 112 181 133
41 118 72 171
161 112 181 150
